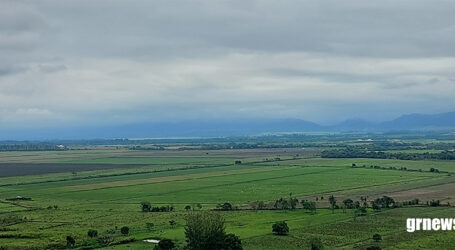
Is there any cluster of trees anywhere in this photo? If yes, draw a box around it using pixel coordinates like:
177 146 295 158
263 194 427 213
129 145 165 150
337 140 454 152
65 226 130 247
0 144 66 151
398 198 419 207
428 200 441 207
342 198 362 209
301 200 317 213
322 148 455 160
250 197 316 212
265 157 282 162
249 201 266 210
351 163 442 174
274 196 299 210
141 202 174 212
151 206 174 212
200 142 313 150
371 196 395 210
370 196 435 209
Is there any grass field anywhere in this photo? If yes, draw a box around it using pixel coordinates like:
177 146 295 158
1 148 455 249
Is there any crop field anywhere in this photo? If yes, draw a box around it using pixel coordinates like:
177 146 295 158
1 146 455 249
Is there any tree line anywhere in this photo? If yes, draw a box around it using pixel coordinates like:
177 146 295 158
0 144 66 151
321 148 455 160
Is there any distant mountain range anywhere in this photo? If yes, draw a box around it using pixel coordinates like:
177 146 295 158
380 111 455 130
1 111 455 140
333 111 455 132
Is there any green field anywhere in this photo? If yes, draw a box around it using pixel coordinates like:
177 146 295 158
1 148 455 249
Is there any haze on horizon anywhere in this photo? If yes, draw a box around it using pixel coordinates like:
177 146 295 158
1 0 455 131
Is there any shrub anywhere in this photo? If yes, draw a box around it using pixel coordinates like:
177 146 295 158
355 207 367 217
302 200 317 213
87 229 98 238
224 233 243 250
97 235 114 245
366 246 382 250
120 226 129 235
310 237 324 250
272 221 289 235
66 235 75 246
141 201 151 212
151 205 174 212
154 238 175 250
373 233 382 242
217 202 233 211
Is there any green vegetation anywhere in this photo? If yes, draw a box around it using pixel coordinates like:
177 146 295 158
0 134 454 249
272 221 289 236
184 212 242 250
322 148 455 160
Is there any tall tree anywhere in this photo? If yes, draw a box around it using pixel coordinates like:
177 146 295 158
185 212 226 250
329 195 337 213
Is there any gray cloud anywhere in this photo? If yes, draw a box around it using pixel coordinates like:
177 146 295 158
0 0 455 128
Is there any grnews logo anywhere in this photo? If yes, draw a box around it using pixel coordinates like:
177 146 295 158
407 218 455 232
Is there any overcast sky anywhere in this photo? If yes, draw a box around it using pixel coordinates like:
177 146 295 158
1 0 455 129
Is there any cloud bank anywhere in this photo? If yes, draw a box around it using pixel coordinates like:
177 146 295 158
1 0 455 129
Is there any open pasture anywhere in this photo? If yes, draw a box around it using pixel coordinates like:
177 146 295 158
1 147 455 249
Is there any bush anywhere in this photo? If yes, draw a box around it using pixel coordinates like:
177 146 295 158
272 221 289 235
141 201 151 212
310 237 324 250
373 233 382 242
97 235 114 245
355 207 367 217
154 238 175 250
366 246 382 250
224 233 243 250
120 226 129 235
87 229 98 238
151 205 174 212
217 202 233 211
66 235 75 246
302 200 317 213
